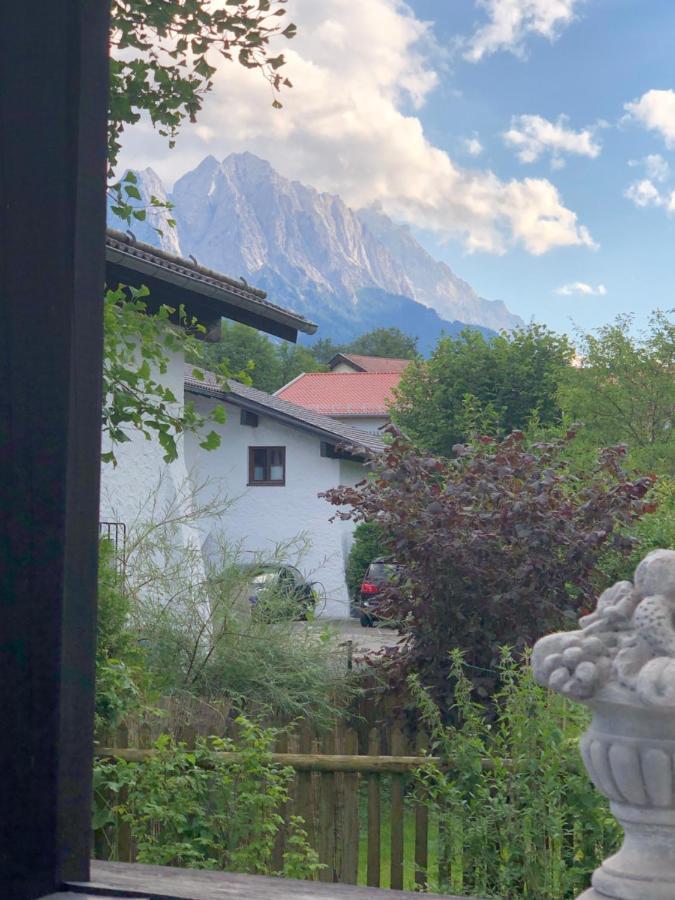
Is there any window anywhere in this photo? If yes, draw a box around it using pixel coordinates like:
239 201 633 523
248 446 286 485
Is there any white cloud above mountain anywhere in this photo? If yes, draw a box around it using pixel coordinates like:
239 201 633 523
503 114 601 167
464 0 585 62
555 281 607 296
624 89 675 148
119 0 595 257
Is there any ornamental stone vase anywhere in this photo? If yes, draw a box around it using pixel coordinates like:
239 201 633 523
532 549 675 900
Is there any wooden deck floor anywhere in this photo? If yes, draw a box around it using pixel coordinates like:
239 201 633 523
62 860 475 899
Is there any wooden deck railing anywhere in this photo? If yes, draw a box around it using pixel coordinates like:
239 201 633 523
93 720 440 891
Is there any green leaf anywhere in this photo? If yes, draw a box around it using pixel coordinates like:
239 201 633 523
199 430 221 451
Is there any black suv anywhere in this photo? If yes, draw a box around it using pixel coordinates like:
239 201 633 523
358 558 402 627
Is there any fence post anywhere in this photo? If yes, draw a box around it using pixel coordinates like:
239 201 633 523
390 722 406 891
366 727 381 887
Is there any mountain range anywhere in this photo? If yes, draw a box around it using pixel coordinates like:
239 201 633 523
110 152 522 351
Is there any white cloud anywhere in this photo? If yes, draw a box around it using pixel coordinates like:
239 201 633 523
119 0 595 256
556 281 607 296
464 0 584 62
642 153 670 182
463 135 484 156
624 179 675 212
503 114 601 167
624 90 675 148
625 156 675 212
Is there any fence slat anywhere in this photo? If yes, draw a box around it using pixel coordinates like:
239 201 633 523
390 723 405 891
414 730 429 890
333 722 346 882
318 729 337 882
295 723 316 855
366 727 381 887
341 727 360 885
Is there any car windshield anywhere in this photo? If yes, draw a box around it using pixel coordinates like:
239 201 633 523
367 562 399 582
251 572 278 587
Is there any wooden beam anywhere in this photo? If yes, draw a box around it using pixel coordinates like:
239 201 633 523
97 747 440 773
0 0 110 894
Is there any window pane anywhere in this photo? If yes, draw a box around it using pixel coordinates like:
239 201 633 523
252 448 267 481
270 448 284 481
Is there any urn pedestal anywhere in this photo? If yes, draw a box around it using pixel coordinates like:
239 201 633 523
577 696 675 899
531 549 675 900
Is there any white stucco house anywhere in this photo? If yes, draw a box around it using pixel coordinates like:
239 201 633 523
183 369 383 617
100 230 382 617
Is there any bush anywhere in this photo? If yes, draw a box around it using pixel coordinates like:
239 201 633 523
412 652 621 898
96 539 144 732
323 428 654 712
93 716 323 878
112 481 359 729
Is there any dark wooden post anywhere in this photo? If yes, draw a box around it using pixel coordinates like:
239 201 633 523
0 1 110 896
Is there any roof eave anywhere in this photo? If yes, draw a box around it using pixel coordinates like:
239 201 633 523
185 381 380 457
105 230 318 341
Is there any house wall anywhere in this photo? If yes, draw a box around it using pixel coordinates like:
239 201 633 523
330 361 359 373
100 348 190 527
186 394 364 618
331 414 389 434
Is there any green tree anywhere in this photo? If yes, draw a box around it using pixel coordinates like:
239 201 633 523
307 327 418 366
308 337 342 364
276 343 327 387
392 324 574 455
197 321 281 393
194 324 328 392
344 327 418 359
559 311 675 472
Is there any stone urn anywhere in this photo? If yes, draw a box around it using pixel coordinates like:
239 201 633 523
532 549 675 900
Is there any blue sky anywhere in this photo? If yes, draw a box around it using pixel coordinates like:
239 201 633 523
122 0 675 338
404 0 675 334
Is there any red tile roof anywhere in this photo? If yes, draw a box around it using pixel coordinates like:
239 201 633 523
276 371 401 416
329 353 411 373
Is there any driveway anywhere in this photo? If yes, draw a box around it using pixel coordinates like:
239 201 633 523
317 618 403 658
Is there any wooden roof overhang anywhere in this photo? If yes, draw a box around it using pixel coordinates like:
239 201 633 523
106 230 317 343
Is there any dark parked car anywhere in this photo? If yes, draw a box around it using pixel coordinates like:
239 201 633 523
248 564 321 621
358 557 403 627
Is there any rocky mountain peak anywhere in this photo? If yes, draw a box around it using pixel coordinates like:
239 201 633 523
111 153 523 348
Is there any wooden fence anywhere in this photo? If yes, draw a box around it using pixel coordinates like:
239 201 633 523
93 718 440 891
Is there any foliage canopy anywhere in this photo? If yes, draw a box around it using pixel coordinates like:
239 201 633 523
559 310 675 472
392 324 574 455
